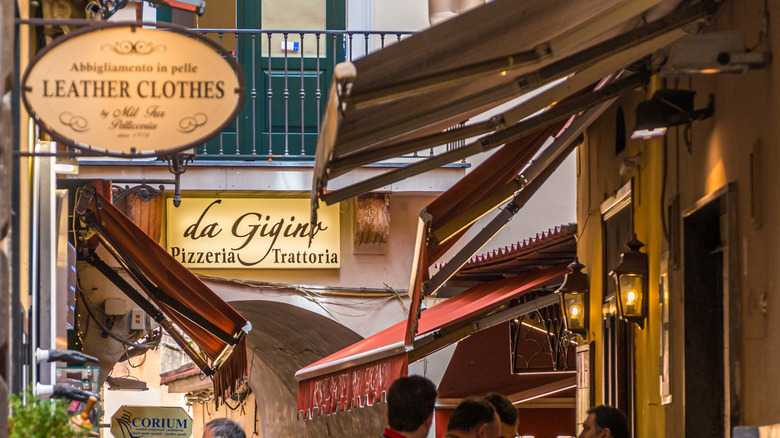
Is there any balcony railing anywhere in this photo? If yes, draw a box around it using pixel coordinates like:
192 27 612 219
193 29 418 162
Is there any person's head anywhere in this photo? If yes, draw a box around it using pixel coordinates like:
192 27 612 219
484 393 518 438
203 418 245 438
447 397 500 438
579 405 629 438
386 375 437 436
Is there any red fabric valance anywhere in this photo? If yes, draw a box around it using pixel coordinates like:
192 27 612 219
296 264 568 418
297 354 408 419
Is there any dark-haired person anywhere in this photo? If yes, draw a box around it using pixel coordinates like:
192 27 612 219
444 397 500 438
382 375 438 438
579 405 629 438
202 418 245 438
484 393 518 438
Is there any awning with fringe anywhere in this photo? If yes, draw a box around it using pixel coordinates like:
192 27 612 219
78 186 250 406
296 264 568 419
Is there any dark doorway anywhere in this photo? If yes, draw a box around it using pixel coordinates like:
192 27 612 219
683 194 725 437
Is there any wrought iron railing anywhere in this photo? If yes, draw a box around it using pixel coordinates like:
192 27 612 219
193 29 417 161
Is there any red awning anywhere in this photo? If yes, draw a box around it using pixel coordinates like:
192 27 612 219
295 264 568 419
78 187 250 405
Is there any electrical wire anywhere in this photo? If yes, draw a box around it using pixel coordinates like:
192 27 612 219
196 274 401 298
123 344 148 368
747 0 770 51
76 281 161 349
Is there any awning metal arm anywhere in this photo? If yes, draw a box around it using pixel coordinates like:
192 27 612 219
429 92 617 245
328 120 496 178
422 99 619 296
321 71 647 205
80 209 239 346
329 57 609 175
408 291 561 363
329 1 708 158
82 251 215 376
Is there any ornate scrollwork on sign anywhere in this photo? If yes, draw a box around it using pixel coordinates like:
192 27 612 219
101 40 166 56
112 184 165 203
177 113 208 133
59 112 89 132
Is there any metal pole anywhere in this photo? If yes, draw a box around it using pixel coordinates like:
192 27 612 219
316 33 321 138
267 32 273 159
234 31 240 155
283 32 290 156
300 33 305 155
251 31 257 155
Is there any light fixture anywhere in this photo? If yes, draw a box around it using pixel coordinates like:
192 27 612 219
145 0 206 15
164 147 197 207
610 234 648 328
54 157 79 175
556 259 589 337
106 376 149 391
631 89 714 140
661 31 771 76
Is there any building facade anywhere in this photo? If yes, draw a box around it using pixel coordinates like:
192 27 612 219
577 0 779 436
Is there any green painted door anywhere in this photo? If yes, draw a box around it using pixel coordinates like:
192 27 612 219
160 0 345 158
227 0 345 159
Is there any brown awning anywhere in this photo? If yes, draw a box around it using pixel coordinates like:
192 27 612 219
311 0 714 210
77 186 250 406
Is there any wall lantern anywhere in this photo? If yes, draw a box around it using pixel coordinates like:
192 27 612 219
630 89 714 140
556 259 589 337
610 234 649 328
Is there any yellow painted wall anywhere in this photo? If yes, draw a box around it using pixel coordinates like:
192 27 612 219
192 393 259 438
577 78 666 436
578 0 780 435
630 77 665 438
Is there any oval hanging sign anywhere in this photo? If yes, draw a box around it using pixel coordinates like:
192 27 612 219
22 22 245 157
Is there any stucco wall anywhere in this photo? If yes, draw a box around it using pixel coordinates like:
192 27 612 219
374 0 429 31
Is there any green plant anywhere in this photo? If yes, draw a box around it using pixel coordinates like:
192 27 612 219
8 390 89 438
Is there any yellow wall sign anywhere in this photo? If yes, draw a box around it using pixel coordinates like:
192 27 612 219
166 197 340 268
21 23 244 157
111 406 192 438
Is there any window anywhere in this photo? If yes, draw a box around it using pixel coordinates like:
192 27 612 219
615 107 626 155
600 181 634 435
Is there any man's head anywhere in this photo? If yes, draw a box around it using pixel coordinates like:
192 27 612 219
202 418 245 438
447 397 500 438
386 375 437 435
579 405 629 438
484 393 518 438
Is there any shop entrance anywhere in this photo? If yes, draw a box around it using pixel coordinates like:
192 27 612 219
682 186 735 438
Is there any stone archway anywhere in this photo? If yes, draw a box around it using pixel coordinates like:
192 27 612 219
231 301 386 437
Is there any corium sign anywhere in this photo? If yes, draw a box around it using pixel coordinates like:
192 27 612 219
111 406 192 438
166 197 340 269
21 22 244 157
